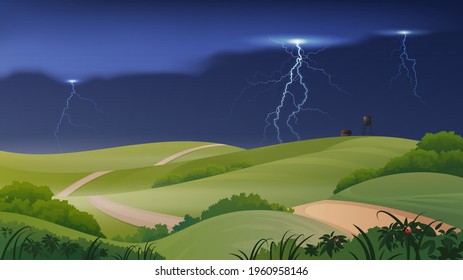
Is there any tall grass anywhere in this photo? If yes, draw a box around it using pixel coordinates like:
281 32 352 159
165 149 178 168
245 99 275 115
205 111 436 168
230 238 269 260
1 226 31 260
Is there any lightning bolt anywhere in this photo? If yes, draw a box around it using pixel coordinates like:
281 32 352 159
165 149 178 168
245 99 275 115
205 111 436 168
260 40 345 144
390 31 423 102
54 80 104 151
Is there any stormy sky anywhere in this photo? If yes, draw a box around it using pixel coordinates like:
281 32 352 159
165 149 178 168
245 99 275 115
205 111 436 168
0 0 462 153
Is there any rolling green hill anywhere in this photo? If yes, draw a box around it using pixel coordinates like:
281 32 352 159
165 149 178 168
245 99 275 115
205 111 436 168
98 137 416 216
0 141 241 194
331 172 463 228
154 210 340 259
0 210 339 260
0 141 241 173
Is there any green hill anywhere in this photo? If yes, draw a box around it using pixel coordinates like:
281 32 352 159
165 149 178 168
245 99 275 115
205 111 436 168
332 172 463 228
154 210 340 259
98 137 416 217
0 141 241 194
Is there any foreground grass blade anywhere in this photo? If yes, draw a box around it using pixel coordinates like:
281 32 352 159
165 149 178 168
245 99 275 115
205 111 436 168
1 226 31 260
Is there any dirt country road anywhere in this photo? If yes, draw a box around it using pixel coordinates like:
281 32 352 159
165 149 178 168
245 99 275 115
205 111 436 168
294 200 459 235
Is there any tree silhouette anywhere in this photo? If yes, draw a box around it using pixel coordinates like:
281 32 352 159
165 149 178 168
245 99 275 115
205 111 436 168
1 227 13 238
41 234 60 255
23 238 43 258
60 240 82 258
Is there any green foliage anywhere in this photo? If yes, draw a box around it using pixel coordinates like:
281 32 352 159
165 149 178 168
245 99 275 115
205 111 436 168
137 242 162 260
231 238 269 260
0 182 53 203
416 131 463 153
152 162 252 188
268 232 312 260
1 226 31 260
334 168 377 194
116 224 169 243
172 214 200 233
59 240 82 259
0 181 103 236
0 221 166 260
334 131 463 193
233 210 463 260
41 234 60 254
317 231 348 258
168 193 293 234
200 193 293 220
431 228 463 260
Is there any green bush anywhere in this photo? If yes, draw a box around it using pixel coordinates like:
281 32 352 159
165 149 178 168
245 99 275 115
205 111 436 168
169 193 292 234
234 212 463 260
416 131 463 153
172 214 200 233
0 221 166 260
0 182 53 203
201 193 293 220
0 181 103 236
116 224 169 243
334 168 377 194
334 131 463 194
152 161 253 188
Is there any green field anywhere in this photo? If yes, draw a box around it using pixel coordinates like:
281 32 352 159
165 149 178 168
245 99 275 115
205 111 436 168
0 141 238 173
12 135 462 260
331 172 463 228
0 210 339 259
150 210 339 259
99 137 416 216
0 141 241 195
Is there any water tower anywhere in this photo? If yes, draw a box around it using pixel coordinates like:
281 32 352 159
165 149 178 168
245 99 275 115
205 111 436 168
362 115 373 136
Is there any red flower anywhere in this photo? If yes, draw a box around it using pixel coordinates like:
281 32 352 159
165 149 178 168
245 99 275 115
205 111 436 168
404 226 412 235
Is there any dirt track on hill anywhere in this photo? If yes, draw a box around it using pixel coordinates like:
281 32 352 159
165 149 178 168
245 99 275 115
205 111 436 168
55 143 225 198
87 196 183 230
54 144 224 229
294 200 459 235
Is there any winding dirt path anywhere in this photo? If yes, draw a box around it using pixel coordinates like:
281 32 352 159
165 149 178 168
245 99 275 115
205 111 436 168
154 144 224 166
87 196 183 230
294 200 459 235
55 143 225 198
54 143 224 228
55 171 112 198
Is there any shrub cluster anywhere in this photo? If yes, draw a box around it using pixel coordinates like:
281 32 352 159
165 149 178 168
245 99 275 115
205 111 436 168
172 193 293 234
334 131 463 194
0 221 165 260
115 193 293 241
114 224 169 243
200 192 293 220
0 181 103 236
152 162 252 188
236 211 463 260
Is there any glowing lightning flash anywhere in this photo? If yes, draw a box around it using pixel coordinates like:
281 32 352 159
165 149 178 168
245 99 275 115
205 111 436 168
390 31 423 102
260 39 345 144
54 80 103 151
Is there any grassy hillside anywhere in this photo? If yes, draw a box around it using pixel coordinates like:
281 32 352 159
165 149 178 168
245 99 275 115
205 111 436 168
0 211 98 241
101 137 416 216
0 167 89 194
331 172 463 228
1 136 419 252
70 137 354 196
0 141 241 195
64 196 140 239
0 210 339 259
154 210 339 259
0 141 241 173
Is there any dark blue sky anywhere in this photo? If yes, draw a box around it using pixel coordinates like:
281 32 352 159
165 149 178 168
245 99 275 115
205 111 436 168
0 0 462 153
1 0 460 80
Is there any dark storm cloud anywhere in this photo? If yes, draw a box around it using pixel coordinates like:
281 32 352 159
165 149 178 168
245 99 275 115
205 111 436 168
0 0 460 80
0 0 462 152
